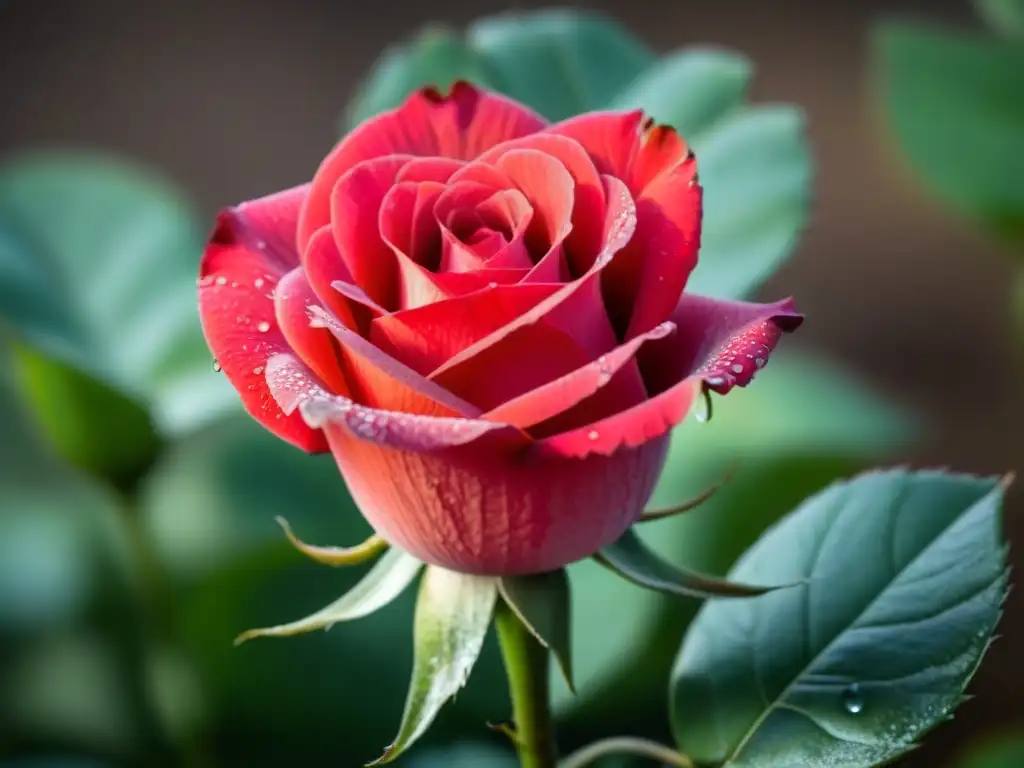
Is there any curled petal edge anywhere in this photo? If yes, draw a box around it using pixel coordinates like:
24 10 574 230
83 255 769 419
265 352 528 453
537 303 802 459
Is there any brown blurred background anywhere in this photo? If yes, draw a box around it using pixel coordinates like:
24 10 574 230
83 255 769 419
1 0 1020 764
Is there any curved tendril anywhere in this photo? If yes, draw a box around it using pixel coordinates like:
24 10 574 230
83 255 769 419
638 461 739 523
276 516 389 566
558 737 694 768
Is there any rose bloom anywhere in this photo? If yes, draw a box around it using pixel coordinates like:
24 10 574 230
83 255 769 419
198 82 801 575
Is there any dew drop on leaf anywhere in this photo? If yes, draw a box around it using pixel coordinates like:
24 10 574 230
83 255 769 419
212 359 222 373
842 683 864 714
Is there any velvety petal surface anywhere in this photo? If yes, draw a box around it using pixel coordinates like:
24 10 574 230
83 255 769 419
321 414 669 574
198 187 326 452
298 82 546 250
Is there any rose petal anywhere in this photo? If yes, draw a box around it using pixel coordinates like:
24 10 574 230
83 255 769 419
493 148 574 258
198 213 325 452
274 267 349 394
622 150 702 338
631 123 691 193
483 321 673 429
379 180 444 268
546 111 645 183
428 175 636 407
370 283 562 376
330 155 413 308
480 133 606 273
320 408 667 574
302 226 362 328
540 296 803 459
548 112 703 336
307 305 482 417
396 156 466 183
298 82 546 250
266 352 523 452
642 294 804 395
219 184 310 272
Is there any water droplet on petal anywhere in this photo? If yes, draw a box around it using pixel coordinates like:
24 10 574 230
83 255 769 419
215 276 227 286
842 684 864 714
254 278 264 289
257 321 271 333
587 429 599 441
252 365 264 375
212 359 222 373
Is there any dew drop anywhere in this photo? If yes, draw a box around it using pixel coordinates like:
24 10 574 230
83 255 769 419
252 365 264 375
587 429 600 441
694 387 713 423
212 359 222 373
731 363 744 374
215 276 227 286
842 684 864 714
254 277 265 289
257 321 271 333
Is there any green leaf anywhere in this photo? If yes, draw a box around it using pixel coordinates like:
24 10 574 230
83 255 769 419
670 469 1009 767
609 48 752 140
375 567 498 764
609 46 808 301
596 528 784 599
553 351 917 725
975 0 1024 40
498 570 574 691
686 106 810 300
9 342 160 487
0 151 236 445
465 9 654 121
234 547 423 644
872 20 1024 238
346 27 501 127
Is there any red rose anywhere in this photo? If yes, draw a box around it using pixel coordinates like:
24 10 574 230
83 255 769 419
198 82 801 575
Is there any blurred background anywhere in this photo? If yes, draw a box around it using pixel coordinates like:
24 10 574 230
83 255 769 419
0 0 1021 766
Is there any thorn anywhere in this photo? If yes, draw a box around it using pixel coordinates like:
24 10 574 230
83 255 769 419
486 721 521 746
639 461 739 522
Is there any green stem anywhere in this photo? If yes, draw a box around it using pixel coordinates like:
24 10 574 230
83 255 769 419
558 737 693 768
494 599 558 768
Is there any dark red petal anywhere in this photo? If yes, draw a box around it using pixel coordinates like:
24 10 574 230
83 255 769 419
545 111 645 182
266 352 524 452
483 320 673 429
298 82 545 250
644 295 803 395
274 267 349 394
330 155 413 308
538 375 702 459
370 283 562 376
479 133 607 273
308 305 481 417
198 215 326 452
540 296 803 460
622 152 702 338
428 175 637 408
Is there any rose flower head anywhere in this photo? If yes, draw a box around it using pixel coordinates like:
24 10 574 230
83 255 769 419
198 81 802 575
